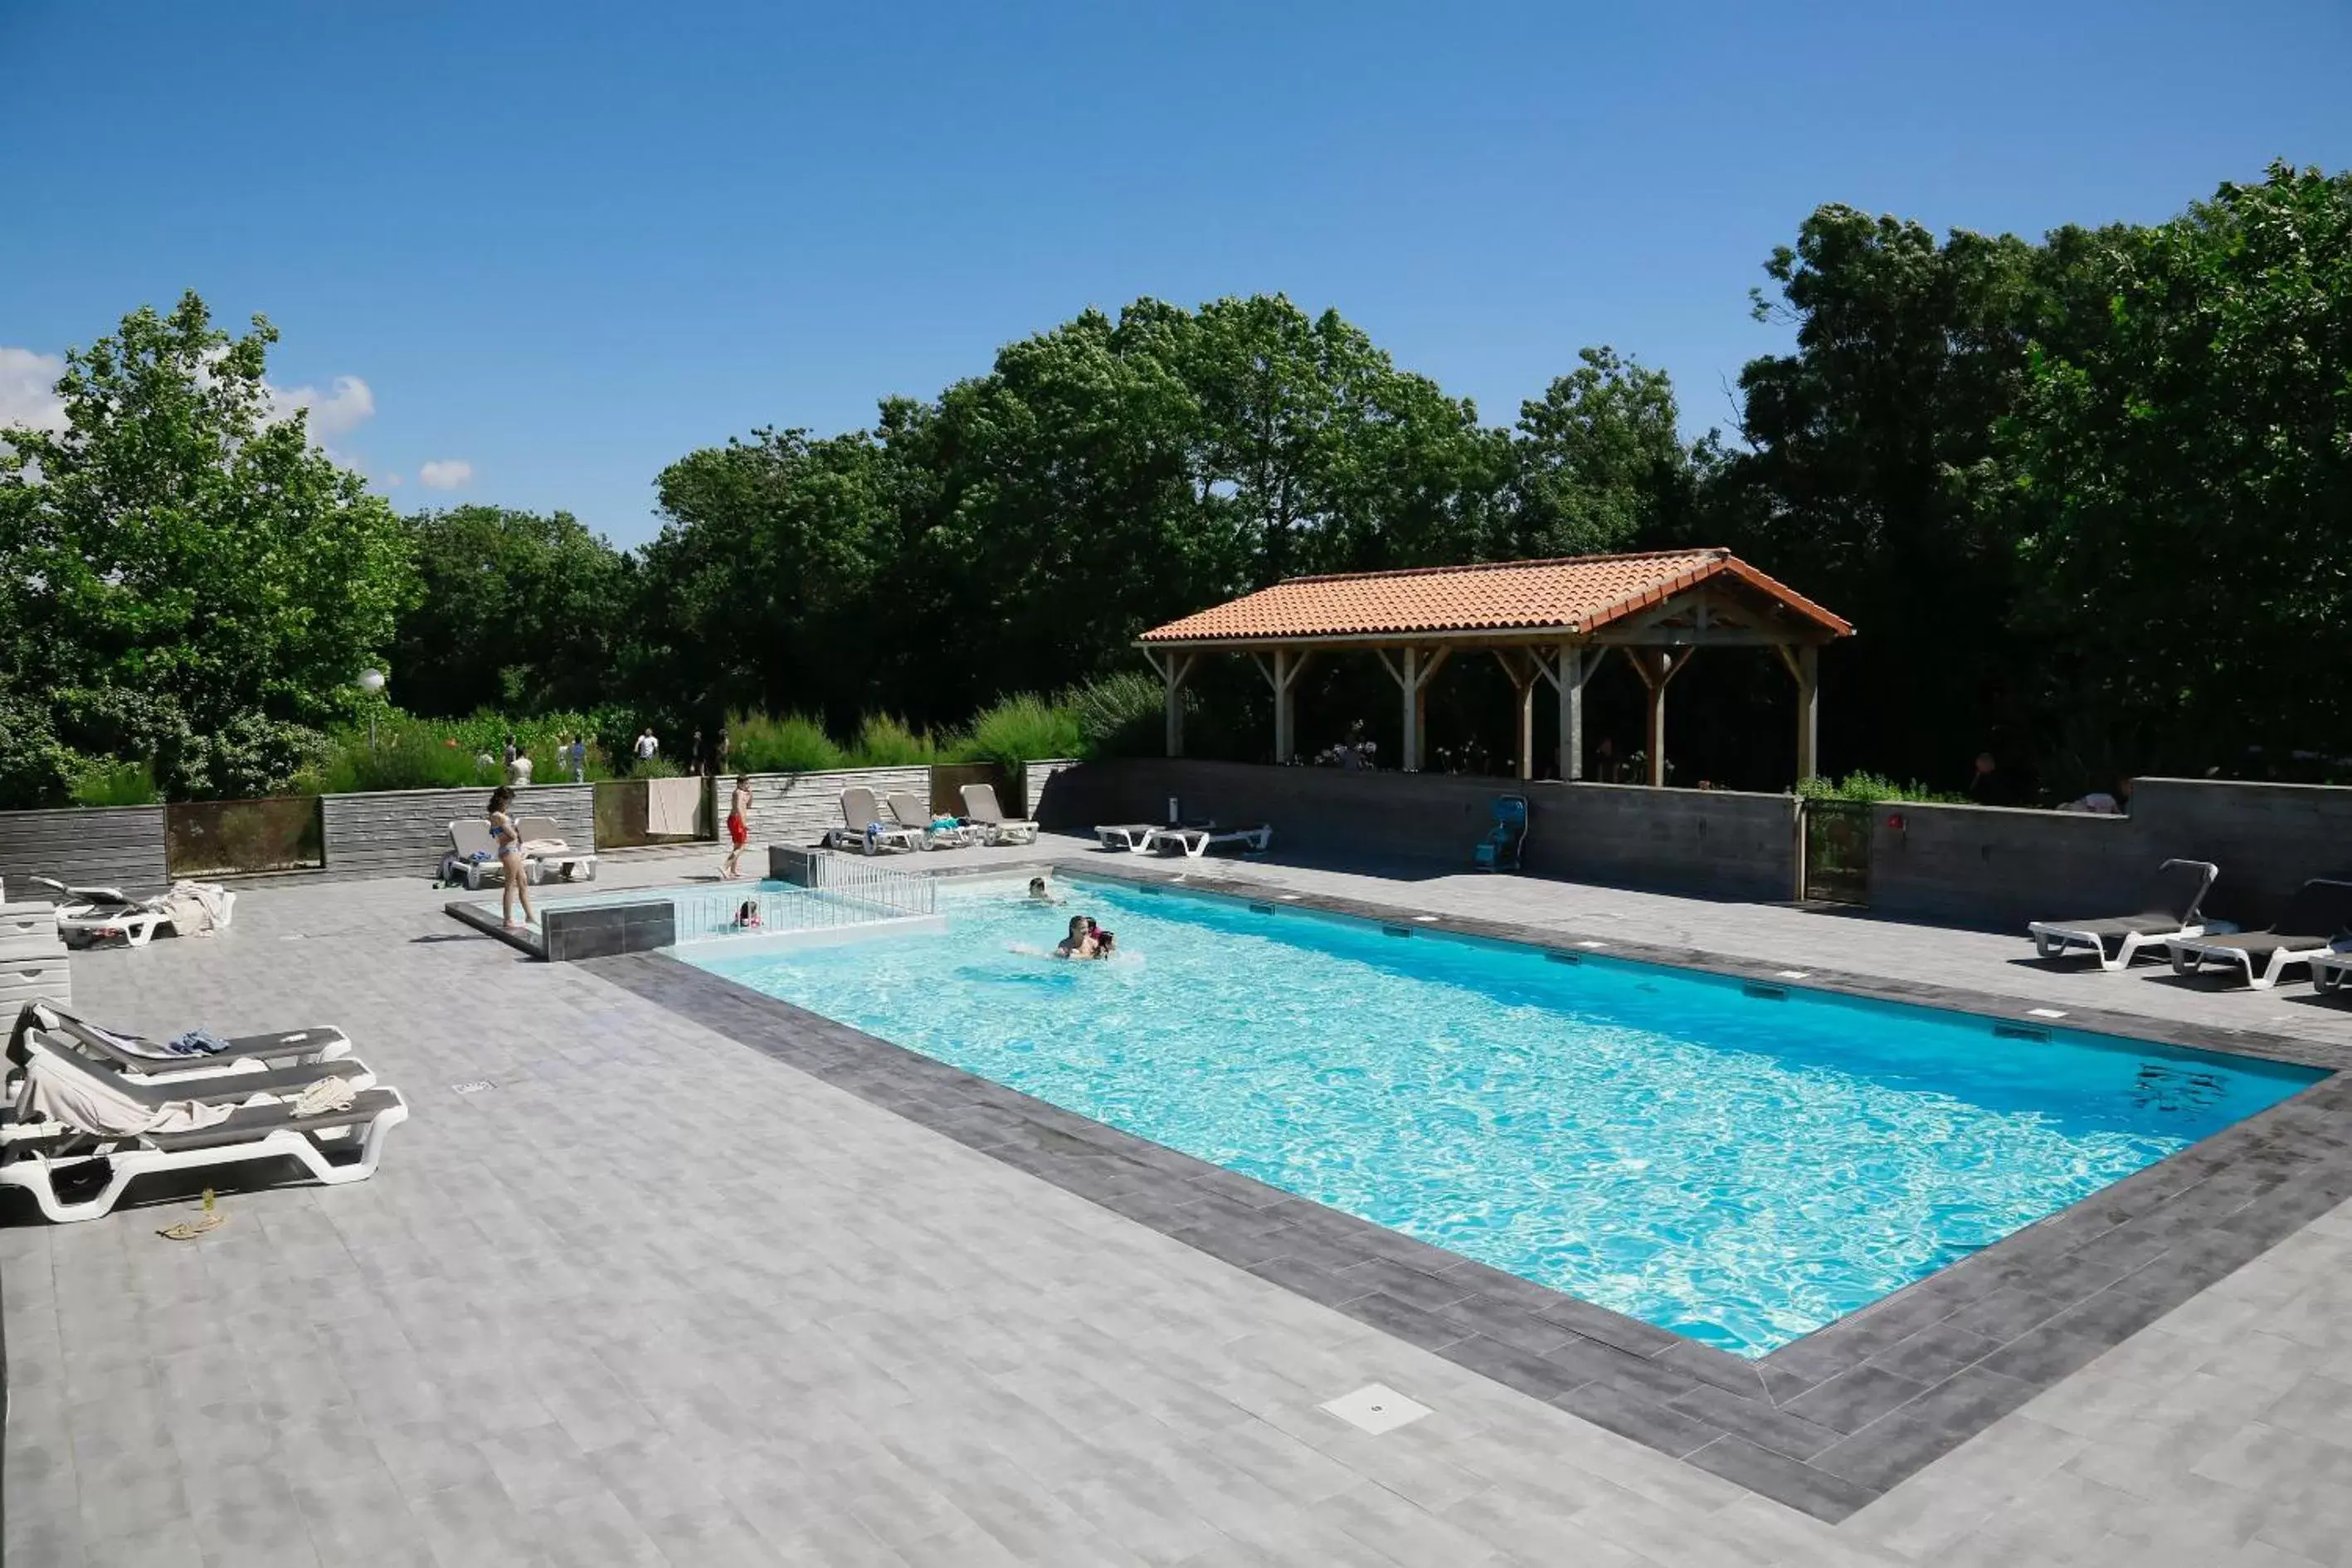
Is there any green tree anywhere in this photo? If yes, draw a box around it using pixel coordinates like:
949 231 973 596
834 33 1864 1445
1184 295 1503 580
644 425 900 728
1708 208 2045 786
1509 346 1699 558
0 292 416 801
389 505 633 718
2004 162 2352 777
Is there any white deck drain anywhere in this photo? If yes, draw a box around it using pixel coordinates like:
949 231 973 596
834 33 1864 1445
2026 1008 2067 1020
1279 894 1302 901
450 1079 497 1095
1414 914 1439 923
1575 940 1606 949
1775 970 1810 980
1321 1383 1429 1435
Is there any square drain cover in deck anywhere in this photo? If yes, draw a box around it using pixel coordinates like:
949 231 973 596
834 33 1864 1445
1320 1383 1429 1435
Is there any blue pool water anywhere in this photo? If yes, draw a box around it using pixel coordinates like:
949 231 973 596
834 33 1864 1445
684 879 2320 1356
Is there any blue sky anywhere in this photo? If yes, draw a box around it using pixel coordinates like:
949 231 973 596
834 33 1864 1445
5 1 2347 545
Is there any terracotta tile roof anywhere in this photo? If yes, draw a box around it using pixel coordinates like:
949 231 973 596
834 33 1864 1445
1139 549 1852 645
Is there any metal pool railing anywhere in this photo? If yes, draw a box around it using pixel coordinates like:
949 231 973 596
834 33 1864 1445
669 857 937 944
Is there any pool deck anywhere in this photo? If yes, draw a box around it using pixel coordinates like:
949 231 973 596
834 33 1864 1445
10 835 2352 1566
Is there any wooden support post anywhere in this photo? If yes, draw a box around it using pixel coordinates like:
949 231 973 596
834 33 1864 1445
1491 650 1537 782
1400 647 1419 772
1626 648 1691 787
1794 643 1819 782
1255 647 1313 764
1273 649 1292 764
1561 643 1583 782
1151 650 1194 758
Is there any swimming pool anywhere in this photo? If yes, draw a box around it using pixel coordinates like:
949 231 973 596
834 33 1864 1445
684 878 2320 1356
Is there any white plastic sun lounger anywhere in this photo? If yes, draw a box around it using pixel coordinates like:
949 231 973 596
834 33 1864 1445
2028 859 2218 971
32 876 172 948
2311 952 2352 996
13 1002 355 1083
7 1015 375 1099
1149 825 1273 859
447 821 508 889
825 787 922 855
514 815 597 882
887 791 981 850
960 783 1039 845
2166 878 2352 990
1 1038 409 1222
1095 824 1162 852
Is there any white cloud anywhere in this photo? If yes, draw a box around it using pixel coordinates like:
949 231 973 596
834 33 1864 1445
418 459 473 490
382 473 402 488
268 373 375 438
0 347 69 435
6 344 381 465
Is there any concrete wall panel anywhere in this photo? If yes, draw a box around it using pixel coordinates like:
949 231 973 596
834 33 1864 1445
0 806 168 898
322 785 596 880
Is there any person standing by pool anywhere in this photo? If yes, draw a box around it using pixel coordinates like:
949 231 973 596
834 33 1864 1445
633 727 659 767
486 786 535 929
722 773 753 880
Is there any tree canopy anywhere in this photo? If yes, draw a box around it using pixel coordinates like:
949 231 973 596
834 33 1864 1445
0 293 415 801
8 162 2349 807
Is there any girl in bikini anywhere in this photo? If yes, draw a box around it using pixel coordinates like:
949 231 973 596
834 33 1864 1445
487 786 535 928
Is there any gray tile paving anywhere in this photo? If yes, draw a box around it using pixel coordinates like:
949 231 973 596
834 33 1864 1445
7 840 2352 1564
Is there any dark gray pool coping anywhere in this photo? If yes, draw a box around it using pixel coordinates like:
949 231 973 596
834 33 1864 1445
582 859 2352 1523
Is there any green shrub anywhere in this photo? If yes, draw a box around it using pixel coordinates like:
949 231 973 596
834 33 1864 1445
0 696 80 809
728 711 845 773
304 728 499 793
69 758 163 807
1795 772 1965 805
1059 672 1163 759
849 713 938 767
162 716 330 801
301 707 617 792
958 693 1084 766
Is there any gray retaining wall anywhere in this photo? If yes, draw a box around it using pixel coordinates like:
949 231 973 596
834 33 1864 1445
321 785 597 880
1017 759 1079 821
1869 778 2352 932
0 806 168 898
738 767 933 846
1039 759 1799 903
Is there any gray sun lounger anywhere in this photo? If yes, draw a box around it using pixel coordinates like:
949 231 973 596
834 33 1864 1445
1 1038 410 1222
825 787 922 855
14 1002 353 1081
2028 859 2218 970
960 783 1039 845
8 1025 374 1104
1149 824 1273 859
887 790 981 849
2166 878 2352 990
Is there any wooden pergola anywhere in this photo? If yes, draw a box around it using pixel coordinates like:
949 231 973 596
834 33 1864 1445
1137 548 1854 785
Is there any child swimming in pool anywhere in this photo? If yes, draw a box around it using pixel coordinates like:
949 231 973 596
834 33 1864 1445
1054 915 1098 959
1027 876 1061 905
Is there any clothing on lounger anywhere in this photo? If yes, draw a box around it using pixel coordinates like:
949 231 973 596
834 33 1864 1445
163 1029 232 1057
22 1052 238 1137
